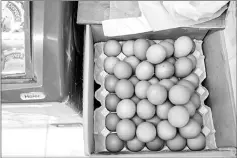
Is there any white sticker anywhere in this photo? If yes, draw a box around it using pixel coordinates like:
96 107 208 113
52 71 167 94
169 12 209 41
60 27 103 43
20 92 46 100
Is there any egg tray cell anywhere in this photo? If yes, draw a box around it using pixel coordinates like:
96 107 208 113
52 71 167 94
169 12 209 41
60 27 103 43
93 39 217 153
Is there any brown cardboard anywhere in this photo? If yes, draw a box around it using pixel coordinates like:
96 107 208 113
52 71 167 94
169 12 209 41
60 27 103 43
203 30 236 147
90 25 209 43
83 25 236 156
77 1 228 30
77 1 140 24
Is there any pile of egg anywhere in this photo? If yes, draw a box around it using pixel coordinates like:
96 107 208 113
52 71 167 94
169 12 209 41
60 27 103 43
100 37 206 153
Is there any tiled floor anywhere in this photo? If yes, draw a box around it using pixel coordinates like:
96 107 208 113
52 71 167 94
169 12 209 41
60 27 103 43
2 102 85 157
2 125 85 157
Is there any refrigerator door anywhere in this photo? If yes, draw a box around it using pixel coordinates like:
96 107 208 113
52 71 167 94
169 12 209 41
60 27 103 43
1 1 82 106
2 1 32 79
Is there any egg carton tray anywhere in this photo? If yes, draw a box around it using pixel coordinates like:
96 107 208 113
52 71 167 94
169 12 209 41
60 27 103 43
93 39 217 153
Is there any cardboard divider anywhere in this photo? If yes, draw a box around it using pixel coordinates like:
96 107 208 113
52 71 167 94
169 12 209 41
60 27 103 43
93 39 216 153
83 25 236 156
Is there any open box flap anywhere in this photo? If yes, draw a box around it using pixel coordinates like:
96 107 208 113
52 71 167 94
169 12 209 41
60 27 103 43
90 24 209 43
203 30 236 148
83 25 95 155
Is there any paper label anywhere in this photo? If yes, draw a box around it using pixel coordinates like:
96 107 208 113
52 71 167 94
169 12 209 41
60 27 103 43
20 92 46 100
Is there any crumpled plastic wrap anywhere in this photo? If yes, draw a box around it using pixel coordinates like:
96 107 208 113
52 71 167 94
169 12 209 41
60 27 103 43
162 1 229 22
93 39 217 153
1 1 26 77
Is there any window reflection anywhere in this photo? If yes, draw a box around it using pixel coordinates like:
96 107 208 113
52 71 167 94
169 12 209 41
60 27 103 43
1 1 26 77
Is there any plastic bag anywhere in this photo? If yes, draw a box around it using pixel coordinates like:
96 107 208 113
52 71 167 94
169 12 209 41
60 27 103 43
162 1 229 22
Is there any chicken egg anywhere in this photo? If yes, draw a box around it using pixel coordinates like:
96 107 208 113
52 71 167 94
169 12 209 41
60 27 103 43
164 39 175 44
166 57 176 64
190 92 201 109
116 99 136 119
134 39 150 60
104 75 119 93
132 115 144 126
179 119 201 139
146 137 165 151
105 113 121 131
156 101 174 119
148 77 160 84
146 44 167 64
126 137 145 152
114 61 133 79
106 133 124 153
146 115 161 126
104 57 120 74
157 120 177 140
192 112 203 126
116 119 136 141
168 106 190 128
136 61 154 80
147 84 167 105
105 94 121 112
184 73 200 89
159 41 174 58
136 122 156 143
148 40 156 46
191 40 196 53
178 79 195 93
169 85 192 105
135 81 151 99
187 54 197 70
169 76 179 84
122 40 134 56
115 79 134 99
183 101 197 117
174 36 194 58
129 76 140 86
159 79 175 90
124 56 140 72
137 99 156 120
131 95 141 104
104 40 121 57
166 134 187 151
155 61 175 79
187 133 206 151
175 57 193 78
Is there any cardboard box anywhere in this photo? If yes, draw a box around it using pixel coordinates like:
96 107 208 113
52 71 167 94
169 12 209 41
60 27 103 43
82 25 236 156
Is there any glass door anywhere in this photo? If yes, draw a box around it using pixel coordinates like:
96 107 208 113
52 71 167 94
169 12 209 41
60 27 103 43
1 1 34 84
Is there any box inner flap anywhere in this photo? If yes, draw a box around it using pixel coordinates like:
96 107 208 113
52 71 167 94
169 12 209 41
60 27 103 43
91 25 209 43
203 30 236 148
